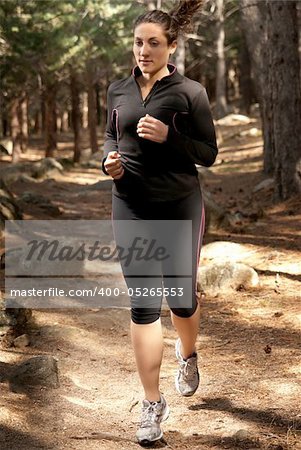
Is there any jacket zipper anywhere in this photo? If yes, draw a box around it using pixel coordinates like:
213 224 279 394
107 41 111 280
135 79 160 107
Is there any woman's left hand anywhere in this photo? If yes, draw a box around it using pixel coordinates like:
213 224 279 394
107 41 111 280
137 114 168 143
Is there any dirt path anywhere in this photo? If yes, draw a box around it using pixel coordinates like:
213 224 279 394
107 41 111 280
1 122 301 449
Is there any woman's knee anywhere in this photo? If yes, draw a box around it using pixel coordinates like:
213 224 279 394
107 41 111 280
131 307 161 324
170 300 198 319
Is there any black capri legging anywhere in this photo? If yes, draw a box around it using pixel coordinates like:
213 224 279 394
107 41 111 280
112 187 205 324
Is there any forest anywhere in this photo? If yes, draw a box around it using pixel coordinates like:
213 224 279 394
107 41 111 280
0 1 300 449
1 0 300 199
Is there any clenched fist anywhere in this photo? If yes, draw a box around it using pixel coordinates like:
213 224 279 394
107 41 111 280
103 151 124 179
137 114 168 143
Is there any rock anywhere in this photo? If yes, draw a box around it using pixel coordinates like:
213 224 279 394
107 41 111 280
0 309 10 326
202 190 227 231
201 241 257 263
239 127 262 137
13 333 30 348
197 261 259 296
0 325 9 337
0 138 13 155
20 191 50 204
2 306 33 327
56 157 74 169
0 197 21 220
234 429 252 439
0 179 23 236
32 157 63 179
226 211 245 228
9 355 59 389
216 114 255 126
201 191 249 232
0 163 30 184
19 191 61 216
0 158 64 185
1 293 32 331
233 429 254 441
232 429 260 448
252 178 274 193
19 174 39 183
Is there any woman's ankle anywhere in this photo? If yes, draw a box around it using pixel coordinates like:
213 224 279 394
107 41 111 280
144 391 161 402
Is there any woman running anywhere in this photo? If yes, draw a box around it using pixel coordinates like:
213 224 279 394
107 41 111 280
102 0 218 445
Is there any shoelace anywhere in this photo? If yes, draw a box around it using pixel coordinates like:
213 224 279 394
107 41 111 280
140 403 161 428
179 358 198 381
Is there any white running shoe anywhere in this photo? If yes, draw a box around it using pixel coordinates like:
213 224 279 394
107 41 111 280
136 393 169 446
175 338 200 396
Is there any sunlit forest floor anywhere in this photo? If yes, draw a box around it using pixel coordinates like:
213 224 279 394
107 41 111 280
0 114 300 449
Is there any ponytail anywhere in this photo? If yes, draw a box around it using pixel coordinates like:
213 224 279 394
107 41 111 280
134 0 204 44
169 0 204 34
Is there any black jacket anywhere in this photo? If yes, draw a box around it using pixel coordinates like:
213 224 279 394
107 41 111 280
102 63 218 201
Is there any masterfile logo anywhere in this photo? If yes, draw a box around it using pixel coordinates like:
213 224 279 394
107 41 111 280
4 220 193 310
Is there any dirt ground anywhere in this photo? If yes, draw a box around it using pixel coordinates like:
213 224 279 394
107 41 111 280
0 117 301 450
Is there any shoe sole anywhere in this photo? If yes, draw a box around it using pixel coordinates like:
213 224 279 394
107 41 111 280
175 338 182 361
137 405 170 446
138 429 163 447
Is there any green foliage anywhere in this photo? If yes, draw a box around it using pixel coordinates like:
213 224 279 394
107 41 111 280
0 0 243 110
0 0 145 97
185 0 240 79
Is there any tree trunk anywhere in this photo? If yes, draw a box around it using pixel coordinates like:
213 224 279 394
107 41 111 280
228 62 240 101
215 0 228 119
144 0 161 9
33 110 41 134
239 0 273 174
82 92 88 129
0 106 2 137
1 98 8 137
205 75 216 103
2 117 8 137
70 70 82 163
37 73 45 134
174 35 185 75
100 85 107 135
18 91 29 151
267 0 301 200
145 0 156 10
238 33 253 115
60 111 69 132
11 98 22 163
44 80 57 157
87 64 98 154
2 111 8 137
96 84 101 127
99 74 108 134
41 88 46 134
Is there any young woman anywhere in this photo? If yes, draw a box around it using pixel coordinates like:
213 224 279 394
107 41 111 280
102 0 218 445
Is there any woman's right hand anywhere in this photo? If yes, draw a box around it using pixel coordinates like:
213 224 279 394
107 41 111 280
104 151 124 179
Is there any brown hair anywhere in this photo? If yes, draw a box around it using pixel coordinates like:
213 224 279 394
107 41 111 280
133 0 204 45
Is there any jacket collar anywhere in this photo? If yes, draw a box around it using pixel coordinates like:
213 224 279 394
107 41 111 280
131 63 177 80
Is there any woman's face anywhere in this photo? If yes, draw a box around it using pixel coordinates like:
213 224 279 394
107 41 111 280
133 22 177 76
